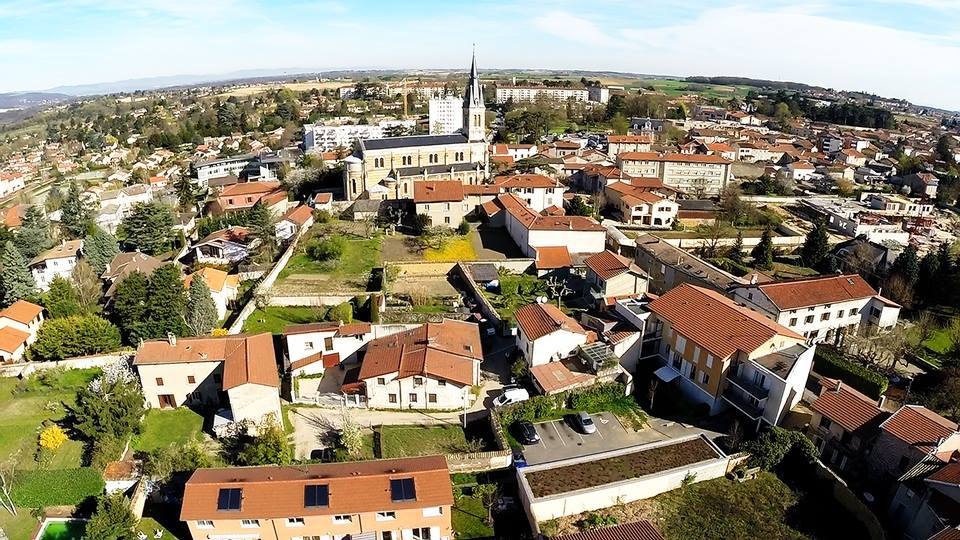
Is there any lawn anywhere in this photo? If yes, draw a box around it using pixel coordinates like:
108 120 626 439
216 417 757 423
136 517 178 540
452 493 495 539
424 236 477 262
379 425 470 458
482 272 549 322
768 262 819 279
242 306 327 334
132 408 205 452
0 511 40 540
921 326 952 355
279 237 382 279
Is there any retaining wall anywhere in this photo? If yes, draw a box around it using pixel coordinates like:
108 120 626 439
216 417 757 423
0 352 133 378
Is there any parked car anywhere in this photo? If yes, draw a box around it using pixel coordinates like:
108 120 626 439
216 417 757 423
493 387 530 408
516 421 540 445
573 411 597 434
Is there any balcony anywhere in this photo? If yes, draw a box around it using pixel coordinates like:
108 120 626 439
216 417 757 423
722 387 765 420
726 373 770 401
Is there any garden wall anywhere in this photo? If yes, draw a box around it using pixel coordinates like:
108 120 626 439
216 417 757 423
812 460 886 540
454 262 504 334
0 352 133 378
446 413 512 473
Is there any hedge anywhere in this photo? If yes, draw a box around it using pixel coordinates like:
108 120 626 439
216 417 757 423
11 468 105 507
813 346 888 398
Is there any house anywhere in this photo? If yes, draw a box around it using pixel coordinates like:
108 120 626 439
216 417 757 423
787 160 817 181
101 252 164 300
0 300 44 363
584 250 649 308
606 134 653 159
617 152 733 196
414 181 469 228
839 148 867 167
890 172 939 199
492 174 566 212
190 227 261 265
180 455 454 540
275 204 314 241
285 321 375 375
488 194 606 261
133 333 281 430
515 302 588 367
888 459 960 540
194 153 258 187
184 268 240 321
808 378 887 474
730 274 901 343
868 405 960 486
645 284 815 428
353 320 482 410
633 234 747 294
0 203 30 228
308 192 334 211
29 240 83 292
207 181 288 216
603 182 679 227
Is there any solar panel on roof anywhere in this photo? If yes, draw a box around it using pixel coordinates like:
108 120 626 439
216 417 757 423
390 478 416 502
304 484 329 507
217 487 242 510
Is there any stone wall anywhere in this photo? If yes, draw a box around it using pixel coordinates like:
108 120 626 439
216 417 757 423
0 352 133 378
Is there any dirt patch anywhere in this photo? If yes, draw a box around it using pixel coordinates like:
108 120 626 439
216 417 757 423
525 438 718 498
552 498 663 537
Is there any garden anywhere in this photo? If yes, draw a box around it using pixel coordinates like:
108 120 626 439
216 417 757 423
376 425 488 458
274 220 383 295
482 270 552 321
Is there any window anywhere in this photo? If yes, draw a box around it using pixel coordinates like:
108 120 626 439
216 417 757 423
390 478 417 502
428 394 437 403
286 518 305 527
699 372 710 385
377 377 386 385
412 527 432 540
789 317 798 326
688 367 696 381
422 506 443 517
304 341 314 350
196 521 214 529
304 484 329 508
383 532 394 540
332 515 352 524
388 394 397 403
438 379 446 386
871 307 881 317
375 511 396 521
752 371 766 387
837 310 845 318
409 393 418 403
187 375 195 384
444 216 450 224
819 416 832 429
850 308 859 316
705 354 713 368
240 520 260 528
413 377 423 387
821 313 830 321
324 337 334 350
155 377 164 386
217 488 242 511
804 315 814 324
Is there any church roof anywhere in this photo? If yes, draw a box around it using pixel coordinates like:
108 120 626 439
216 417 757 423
464 50 483 109
360 134 468 151
397 162 481 177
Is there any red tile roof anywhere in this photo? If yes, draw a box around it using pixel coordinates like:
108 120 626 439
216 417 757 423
290 352 341 371
541 205 565 216
648 284 804 359
0 300 43 325
535 246 572 270
531 361 594 394
281 204 313 226
515 303 586 341
618 152 732 164
880 405 958 454
811 378 885 432
0 327 30 353
555 521 665 540
181 456 453 520
928 462 960 486
414 180 465 203
358 320 481 386
930 527 960 540
750 274 887 310
584 250 640 281
133 333 278 389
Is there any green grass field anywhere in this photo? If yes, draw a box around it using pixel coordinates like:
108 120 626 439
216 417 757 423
921 326 952 355
279 237 382 279
132 408 205 452
242 306 328 334
379 425 470 458
452 493 495 539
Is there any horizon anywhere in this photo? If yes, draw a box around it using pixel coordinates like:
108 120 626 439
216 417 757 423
3 0 960 110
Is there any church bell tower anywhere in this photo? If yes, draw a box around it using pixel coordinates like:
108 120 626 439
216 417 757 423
462 50 485 142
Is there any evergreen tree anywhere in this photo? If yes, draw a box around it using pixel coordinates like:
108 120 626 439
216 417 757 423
111 271 149 343
892 244 920 286
30 315 121 361
174 175 195 212
0 240 36 306
84 226 120 275
248 201 277 260
83 492 138 540
60 181 93 239
728 230 745 264
144 264 188 339
801 218 830 269
937 242 954 278
42 276 83 318
751 228 775 270
186 275 218 336
118 202 176 255
13 206 53 260
917 251 940 304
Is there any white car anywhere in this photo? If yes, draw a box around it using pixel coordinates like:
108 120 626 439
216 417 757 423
493 387 529 408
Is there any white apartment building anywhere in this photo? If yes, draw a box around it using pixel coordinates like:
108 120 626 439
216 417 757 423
194 154 257 187
29 240 83 292
493 174 565 212
428 95 464 135
801 198 911 244
730 274 901 343
863 193 934 217
303 120 417 152
495 86 589 104
617 152 732 196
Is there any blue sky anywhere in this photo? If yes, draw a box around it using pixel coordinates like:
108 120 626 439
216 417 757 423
2 0 960 110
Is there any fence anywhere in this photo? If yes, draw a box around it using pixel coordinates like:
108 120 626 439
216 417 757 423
454 262 504 334
0 352 133 378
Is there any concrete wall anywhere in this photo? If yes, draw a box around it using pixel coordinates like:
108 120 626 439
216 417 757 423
0 352 134 378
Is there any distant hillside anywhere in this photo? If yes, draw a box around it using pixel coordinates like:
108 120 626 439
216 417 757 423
685 76 822 93
0 92 71 109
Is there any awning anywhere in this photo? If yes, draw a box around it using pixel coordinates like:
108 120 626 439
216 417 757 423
654 365 680 383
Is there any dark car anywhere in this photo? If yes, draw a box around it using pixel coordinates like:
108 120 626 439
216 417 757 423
516 421 540 445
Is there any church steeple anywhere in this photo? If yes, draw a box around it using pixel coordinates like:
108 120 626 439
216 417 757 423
462 48 485 142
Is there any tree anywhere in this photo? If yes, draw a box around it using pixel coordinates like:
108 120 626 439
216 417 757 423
186 276 218 336
248 201 277 262
412 214 431 235
801 218 830 269
235 416 292 466
60 182 93 239
697 221 725 259
325 302 353 324
71 260 102 312
608 113 629 135
13 206 52 260
919 367 960 422
0 241 36 306
936 134 956 165
916 251 940 304
305 237 345 261
567 196 592 217
111 271 149 343
891 244 920 286
84 492 137 540
472 483 499 525
118 201 176 255
84 227 120 275
937 242 954 279
144 264 189 338
71 367 143 445
339 406 364 459
29 315 121 361
174 175 196 212
835 178 855 198
42 277 83 318
751 228 775 270
728 231 745 264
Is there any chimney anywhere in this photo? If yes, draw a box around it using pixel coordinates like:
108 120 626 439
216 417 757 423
750 273 759 285
877 395 886 409
835 380 842 393
167 333 176 346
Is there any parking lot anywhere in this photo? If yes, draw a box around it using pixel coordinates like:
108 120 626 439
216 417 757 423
520 412 666 465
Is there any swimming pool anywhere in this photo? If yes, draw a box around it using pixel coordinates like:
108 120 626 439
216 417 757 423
35 519 86 540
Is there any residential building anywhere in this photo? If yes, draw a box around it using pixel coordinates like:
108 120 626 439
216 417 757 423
414 181 470 228
353 320 482 410
730 274 901 343
629 117 667 135
184 268 239 321
485 194 605 261
100 252 164 300
133 333 281 429
788 160 817 181
343 53 488 201
587 86 611 103
489 143 537 161
285 322 376 375
195 154 258 187
603 182 678 227
606 134 653 159
29 240 83 292
275 204 314 241
190 226 261 265
801 198 911 244
890 172 939 199
868 405 960 486
207 181 288 216
617 152 733 196
429 95 464 135
808 378 886 474
645 284 815 428
888 459 960 540
0 300 44 363
584 250 649 309
180 455 454 540
864 193 934 217
515 302 588 367
495 85 589 104
304 120 418 152
493 174 565 212
633 234 747 294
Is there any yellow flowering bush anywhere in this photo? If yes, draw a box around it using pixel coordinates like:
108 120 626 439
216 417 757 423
39 425 67 451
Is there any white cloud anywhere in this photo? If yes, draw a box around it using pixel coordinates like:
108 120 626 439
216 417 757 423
533 11 618 47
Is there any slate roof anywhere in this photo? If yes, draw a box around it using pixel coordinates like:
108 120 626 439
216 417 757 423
361 134 468 151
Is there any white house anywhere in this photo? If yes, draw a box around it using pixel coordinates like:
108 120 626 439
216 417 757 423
514 302 588 367
284 321 377 376
183 268 239 321
487 194 606 262
275 204 314 241
492 174 566 212
730 274 901 343
0 300 44 363
29 240 83 292
190 227 260 265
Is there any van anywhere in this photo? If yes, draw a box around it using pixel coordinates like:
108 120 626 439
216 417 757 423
493 387 530 408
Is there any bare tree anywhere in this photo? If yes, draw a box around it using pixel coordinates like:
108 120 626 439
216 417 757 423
847 324 912 373
545 276 572 309
0 450 21 516
914 311 939 347
697 220 726 259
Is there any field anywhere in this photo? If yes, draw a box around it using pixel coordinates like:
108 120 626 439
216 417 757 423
452 492 495 539
636 78 751 100
378 425 471 458
242 306 328 334
423 236 478 262
132 408 205 452
275 223 382 295
219 80 351 97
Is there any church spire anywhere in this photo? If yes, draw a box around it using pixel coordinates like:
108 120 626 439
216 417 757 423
464 47 483 110
462 47 485 142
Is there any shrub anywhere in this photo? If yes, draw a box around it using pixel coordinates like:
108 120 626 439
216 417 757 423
29 315 122 361
742 427 819 472
325 302 353 324
313 209 334 223
11 468 105 507
814 345 888 398
570 383 627 411
457 219 471 235
305 237 346 261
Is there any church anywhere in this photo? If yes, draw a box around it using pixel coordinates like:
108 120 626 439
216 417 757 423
342 53 489 201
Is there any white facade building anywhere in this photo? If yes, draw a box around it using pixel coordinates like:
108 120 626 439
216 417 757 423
29 240 83 292
514 303 589 367
303 120 417 152
428 95 464 135
495 86 589 104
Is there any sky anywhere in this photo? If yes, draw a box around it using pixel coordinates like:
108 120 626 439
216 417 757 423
2 0 960 110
